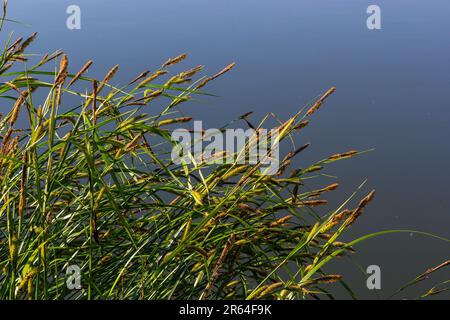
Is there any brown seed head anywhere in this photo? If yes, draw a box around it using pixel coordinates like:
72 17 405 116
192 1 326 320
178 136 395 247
306 87 336 116
163 53 187 68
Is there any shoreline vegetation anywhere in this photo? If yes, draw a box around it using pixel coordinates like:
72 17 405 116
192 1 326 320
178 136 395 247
0 3 448 300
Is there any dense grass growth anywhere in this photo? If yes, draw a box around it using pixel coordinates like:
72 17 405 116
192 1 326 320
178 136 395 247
0 6 448 300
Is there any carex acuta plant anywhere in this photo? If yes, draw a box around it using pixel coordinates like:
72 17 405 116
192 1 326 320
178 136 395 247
0 2 447 300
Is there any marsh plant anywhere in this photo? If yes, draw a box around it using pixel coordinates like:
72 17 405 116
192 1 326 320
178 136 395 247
0 3 447 300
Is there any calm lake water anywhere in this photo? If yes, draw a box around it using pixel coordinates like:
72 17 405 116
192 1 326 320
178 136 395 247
7 0 450 299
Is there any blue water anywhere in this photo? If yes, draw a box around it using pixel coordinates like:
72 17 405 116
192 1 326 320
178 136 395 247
6 0 450 299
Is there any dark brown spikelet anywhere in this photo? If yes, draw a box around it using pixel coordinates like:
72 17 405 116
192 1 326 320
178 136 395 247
38 51 63 67
136 70 168 88
284 143 310 162
294 120 310 131
15 32 37 55
55 54 69 86
306 87 336 116
128 70 150 85
304 165 323 173
102 64 119 83
320 209 352 233
13 56 29 62
0 62 13 74
309 274 343 285
319 183 339 193
156 117 192 127
358 189 376 209
333 209 352 222
68 60 93 87
257 282 284 298
55 86 62 107
2 0 6 21
162 53 187 68
96 64 119 93
200 234 236 300
9 89 31 126
38 53 48 64
134 89 164 103
195 62 235 90
239 111 253 119
180 65 204 79
237 163 261 187
276 159 291 176
7 37 23 53
269 215 293 227
300 200 328 207
347 190 376 226
329 150 358 160
292 184 299 203
1 129 12 154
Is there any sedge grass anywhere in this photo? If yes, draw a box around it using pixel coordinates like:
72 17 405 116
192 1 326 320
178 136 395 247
0 3 449 300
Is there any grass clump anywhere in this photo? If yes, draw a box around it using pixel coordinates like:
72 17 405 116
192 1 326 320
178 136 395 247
5 5 443 300
0 31 375 300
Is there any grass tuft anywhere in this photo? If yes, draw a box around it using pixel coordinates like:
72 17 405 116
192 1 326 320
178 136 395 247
1 3 447 300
